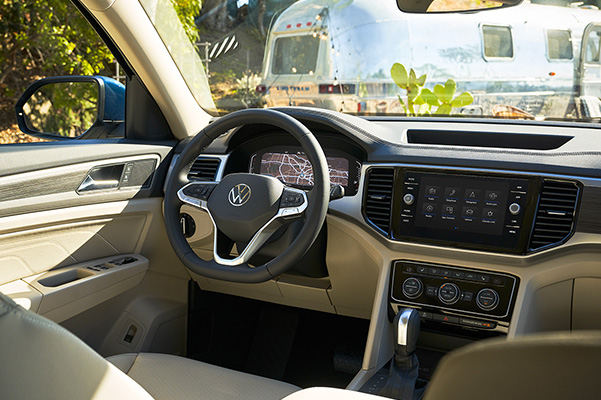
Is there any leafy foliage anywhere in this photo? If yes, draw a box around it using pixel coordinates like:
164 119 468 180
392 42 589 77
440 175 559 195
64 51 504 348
0 0 201 140
0 1 114 98
24 81 98 137
391 63 474 116
172 0 202 43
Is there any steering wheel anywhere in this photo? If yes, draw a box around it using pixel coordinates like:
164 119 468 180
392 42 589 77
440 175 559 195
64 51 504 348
164 109 330 283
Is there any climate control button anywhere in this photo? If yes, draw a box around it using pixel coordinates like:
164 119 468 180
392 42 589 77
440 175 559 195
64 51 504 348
402 277 423 299
438 282 460 305
476 288 500 311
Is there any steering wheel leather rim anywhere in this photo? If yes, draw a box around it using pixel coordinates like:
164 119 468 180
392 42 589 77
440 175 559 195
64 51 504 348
164 108 330 283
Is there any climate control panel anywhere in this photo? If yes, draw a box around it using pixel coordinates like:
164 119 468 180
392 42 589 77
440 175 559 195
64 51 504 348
390 261 518 322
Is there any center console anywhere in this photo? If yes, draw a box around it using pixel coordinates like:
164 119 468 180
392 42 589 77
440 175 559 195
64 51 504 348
390 260 518 333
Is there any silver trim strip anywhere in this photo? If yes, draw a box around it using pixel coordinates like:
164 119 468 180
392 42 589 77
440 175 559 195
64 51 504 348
397 308 415 346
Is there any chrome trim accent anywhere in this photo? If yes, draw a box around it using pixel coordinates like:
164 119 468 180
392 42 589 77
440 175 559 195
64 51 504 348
177 184 307 266
397 308 416 346
228 183 251 206
77 177 119 192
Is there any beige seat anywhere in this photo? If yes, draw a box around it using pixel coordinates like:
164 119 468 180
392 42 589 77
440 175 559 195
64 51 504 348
0 292 299 399
424 331 601 400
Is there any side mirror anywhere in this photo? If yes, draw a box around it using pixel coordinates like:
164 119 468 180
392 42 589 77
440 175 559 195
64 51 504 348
15 76 125 140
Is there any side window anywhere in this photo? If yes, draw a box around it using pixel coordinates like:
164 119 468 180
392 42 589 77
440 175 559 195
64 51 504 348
585 30 601 64
481 25 514 59
0 3 123 144
547 29 573 61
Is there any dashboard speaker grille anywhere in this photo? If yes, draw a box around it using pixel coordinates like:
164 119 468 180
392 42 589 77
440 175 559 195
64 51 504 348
188 157 220 181
529 180 579 251
364 168 394 235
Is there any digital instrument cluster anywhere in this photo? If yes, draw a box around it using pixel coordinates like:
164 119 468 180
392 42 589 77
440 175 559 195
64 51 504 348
249 146 361 196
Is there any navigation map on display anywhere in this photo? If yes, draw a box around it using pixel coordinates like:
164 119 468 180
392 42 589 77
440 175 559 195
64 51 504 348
260 152 349 187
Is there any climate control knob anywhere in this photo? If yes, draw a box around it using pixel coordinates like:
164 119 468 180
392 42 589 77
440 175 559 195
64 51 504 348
476 288 500 311
438 282 460 305
402 277 423 299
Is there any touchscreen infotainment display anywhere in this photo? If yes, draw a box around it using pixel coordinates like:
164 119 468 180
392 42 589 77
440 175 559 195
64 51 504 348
414 175 510 236
394 170 534 253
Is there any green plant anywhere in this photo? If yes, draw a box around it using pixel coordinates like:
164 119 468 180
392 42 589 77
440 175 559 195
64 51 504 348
234 72 264 108
391 63 473 116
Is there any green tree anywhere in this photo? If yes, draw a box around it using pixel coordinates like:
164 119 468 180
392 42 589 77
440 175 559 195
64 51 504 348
0 0 200 139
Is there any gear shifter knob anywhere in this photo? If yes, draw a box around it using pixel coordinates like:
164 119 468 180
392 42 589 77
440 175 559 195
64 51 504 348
394 308 421 358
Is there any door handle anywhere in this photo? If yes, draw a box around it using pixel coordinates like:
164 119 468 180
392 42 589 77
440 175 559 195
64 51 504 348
78 176 120 192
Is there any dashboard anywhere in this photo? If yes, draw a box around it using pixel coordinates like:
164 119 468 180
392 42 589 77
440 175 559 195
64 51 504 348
187 107 601 360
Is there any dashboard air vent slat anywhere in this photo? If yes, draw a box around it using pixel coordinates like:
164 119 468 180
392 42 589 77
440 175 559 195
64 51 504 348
529 180 579 251
188 157 220 181
364 168 394 235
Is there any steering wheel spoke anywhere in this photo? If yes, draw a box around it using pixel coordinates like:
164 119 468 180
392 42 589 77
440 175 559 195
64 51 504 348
212 215 284 267
178 182 218 209
211 186 308 266
277 187 308 219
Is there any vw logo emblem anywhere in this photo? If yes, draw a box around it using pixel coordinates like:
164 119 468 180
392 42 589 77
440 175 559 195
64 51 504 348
228 184 251 206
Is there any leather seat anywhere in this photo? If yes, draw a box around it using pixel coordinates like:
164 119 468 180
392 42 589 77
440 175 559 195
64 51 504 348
0 292 299 399
423 331 601 400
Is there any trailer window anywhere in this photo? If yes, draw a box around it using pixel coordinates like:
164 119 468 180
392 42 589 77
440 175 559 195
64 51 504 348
547 30 573 60
585 31 601 63
272 35 320 75
482 25 513 59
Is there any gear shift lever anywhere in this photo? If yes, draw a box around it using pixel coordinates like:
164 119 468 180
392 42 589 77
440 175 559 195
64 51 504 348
395 308 421 358
379 308 424 400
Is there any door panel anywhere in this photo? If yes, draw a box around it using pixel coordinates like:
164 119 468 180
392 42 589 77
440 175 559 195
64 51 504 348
0 213 147 285
0 141 189 339
0 154 162 218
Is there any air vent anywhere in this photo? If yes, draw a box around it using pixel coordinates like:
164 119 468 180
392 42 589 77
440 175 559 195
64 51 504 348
188 157 220 181
364 168 394 235
529 180 579 251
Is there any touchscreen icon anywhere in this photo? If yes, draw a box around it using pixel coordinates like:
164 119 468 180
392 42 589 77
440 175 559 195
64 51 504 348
445 187 460 198
464 189 481 203
425 186 440 196
462 206 478 221
485 191 500 202
444 205 455 215
422 203 438 215
482 208 498 221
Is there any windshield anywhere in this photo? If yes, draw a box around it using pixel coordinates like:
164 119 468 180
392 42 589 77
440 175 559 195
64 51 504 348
142 0 601 122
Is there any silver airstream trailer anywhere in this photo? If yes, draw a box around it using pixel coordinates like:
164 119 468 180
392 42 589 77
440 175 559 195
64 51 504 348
258 0 601 117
